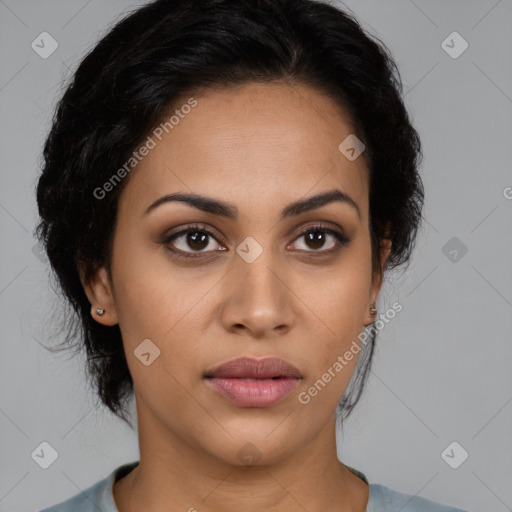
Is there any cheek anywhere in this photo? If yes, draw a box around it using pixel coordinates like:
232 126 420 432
110 236 206 338
300 252 371 385
109 247 217 393
308 260 371 336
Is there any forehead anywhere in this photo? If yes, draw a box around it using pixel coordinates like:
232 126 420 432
119 81 369 217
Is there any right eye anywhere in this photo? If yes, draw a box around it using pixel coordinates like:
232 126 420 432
161 224 227 258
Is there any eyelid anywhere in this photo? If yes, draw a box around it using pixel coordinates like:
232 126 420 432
162 223 225 243
294 221 347 239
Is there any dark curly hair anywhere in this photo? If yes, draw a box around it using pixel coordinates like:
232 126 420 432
35 0 424 428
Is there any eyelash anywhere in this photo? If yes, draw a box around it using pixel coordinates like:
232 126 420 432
161 222 351 259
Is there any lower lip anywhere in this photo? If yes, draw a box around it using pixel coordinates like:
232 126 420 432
205 377 300 407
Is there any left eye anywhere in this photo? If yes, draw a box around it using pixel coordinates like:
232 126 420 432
289 226 349 253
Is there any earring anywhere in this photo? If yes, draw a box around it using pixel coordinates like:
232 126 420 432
95 308 105 316
369 301 377 317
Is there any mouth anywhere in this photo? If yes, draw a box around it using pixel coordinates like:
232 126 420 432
203 357 302 407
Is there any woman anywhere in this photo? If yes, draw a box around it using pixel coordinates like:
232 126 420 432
35 0 469 510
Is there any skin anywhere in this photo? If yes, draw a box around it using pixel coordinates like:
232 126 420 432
82 80 392 512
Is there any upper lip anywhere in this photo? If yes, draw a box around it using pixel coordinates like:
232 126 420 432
204 357 302 379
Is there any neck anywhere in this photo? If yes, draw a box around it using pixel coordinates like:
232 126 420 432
113 397 369 512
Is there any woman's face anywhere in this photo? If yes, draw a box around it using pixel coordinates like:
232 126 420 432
85 81 390 466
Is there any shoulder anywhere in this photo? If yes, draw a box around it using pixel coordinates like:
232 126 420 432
367 483 470 512
36 461 138 512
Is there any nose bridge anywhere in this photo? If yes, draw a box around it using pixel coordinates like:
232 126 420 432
222 234 293 334
235 235 283 301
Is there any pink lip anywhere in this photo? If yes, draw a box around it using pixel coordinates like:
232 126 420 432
204 356 302 379
204 357 302 407
206 377 300 407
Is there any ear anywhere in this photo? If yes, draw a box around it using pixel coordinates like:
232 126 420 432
363 237 392 326
80 266 118 326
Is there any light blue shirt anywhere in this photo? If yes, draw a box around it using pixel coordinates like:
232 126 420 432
37 461 469 512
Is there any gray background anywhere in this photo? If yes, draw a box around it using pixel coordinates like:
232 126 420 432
1 1 511 511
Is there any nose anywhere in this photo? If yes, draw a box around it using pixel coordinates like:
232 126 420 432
219 244 295 339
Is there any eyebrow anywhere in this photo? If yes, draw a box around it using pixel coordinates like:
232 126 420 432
144 188 361 220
